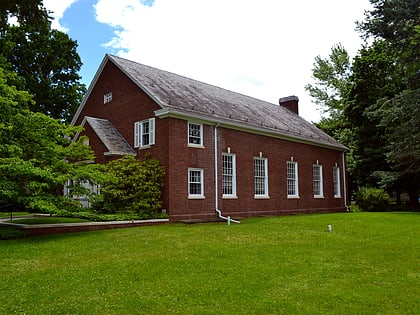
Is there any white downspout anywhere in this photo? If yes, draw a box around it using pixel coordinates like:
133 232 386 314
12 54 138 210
342 151 349 211
214 124 240 224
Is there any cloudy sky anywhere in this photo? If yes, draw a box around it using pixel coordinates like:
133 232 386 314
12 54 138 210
43 0 372 122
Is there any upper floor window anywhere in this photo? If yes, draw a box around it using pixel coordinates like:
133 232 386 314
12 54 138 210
313 164 323 198
222 153 236 197
188 122 203 146
333 166 341 198
134 118 155 148
287 161 299 198
254 157 268 197
103 92 112 104
188 168 204 198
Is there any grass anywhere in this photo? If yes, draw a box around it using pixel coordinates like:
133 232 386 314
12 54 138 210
0 212 418 314
0 212 29 219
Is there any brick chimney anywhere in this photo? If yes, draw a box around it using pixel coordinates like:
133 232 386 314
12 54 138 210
279 95 299 115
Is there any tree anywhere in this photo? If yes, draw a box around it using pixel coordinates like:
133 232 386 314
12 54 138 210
305 44 353 142
305 43 351 117
0 1 86 122
345 40 400 188
0 0 49 30
0 66 103 212
355 0 420 208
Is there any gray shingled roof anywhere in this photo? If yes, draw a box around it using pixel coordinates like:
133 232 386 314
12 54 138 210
107 55 346 151
83 116 136 156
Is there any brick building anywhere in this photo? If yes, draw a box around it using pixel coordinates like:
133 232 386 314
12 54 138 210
71 54 348 221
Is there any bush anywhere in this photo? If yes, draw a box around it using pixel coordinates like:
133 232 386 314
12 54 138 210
0 226 27 240
355 187 391 212
92 155 165 217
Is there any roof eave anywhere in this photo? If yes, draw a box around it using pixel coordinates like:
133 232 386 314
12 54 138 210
155 108 348 151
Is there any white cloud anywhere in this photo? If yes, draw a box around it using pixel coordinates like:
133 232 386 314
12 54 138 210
95 0 372 122
43 0 79 31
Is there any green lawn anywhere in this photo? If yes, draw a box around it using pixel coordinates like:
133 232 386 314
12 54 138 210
0 212 29 219
0 212 418 314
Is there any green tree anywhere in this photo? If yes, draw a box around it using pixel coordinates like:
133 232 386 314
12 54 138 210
96 155 165 217
0 1 86 122
0 66 103 212
355 0 420 208
305 44 353 144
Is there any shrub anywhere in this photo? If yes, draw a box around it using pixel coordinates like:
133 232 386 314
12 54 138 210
0 226 27 240
92 155 165 217
355 187 391 212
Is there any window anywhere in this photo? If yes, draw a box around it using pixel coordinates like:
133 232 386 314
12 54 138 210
103 92 112 104
254 157 268 197
333 166 341 197
287 161 299 198
222 153 236 197
313 164 323 197
134 118 155 148
188 122 203 146
188 168 204 198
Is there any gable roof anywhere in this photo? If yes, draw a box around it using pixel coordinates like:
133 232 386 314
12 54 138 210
81 116 136 156
73 54 347 151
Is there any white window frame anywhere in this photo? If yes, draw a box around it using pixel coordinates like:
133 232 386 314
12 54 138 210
103 92 112 104
333 166 341 198
188 168 204 199
222 153 237 198
134 118 155 148
254 157 268 198
188 122 203 147
287 161 299 198
313 164 324 198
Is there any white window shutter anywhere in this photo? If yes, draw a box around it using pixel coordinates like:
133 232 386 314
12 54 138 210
149 118 155 145
134 122 140 148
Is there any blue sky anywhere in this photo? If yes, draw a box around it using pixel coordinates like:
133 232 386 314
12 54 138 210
44 0 373 122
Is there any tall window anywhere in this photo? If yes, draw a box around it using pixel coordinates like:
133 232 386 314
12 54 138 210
333 166 341 197
254 157 268 197
188 122 203 146
313 164 323 197
287 161 299 197
188 168 204 198
222 153 236 197
134 118 155 148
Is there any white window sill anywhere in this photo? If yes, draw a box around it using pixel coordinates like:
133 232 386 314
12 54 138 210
222 195 238 199
188 144 205 149
314 195 324 199
254 195 270 199
188 195 205 200
334 195 342 199
287 196 300 199
138 145 151 150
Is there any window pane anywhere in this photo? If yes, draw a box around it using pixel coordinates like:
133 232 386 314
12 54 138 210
287 161 297 196
254 158 267 195
142 121 150 146
189 169 202 195
222 154 233 195
188 123 201 145
313 165 322 196
333 167 340 197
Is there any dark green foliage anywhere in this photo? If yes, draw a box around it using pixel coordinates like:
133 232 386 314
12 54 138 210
0 1 86 122
0 226 26 240
54 210 168 222
355 187 391 212
93 155 165 217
